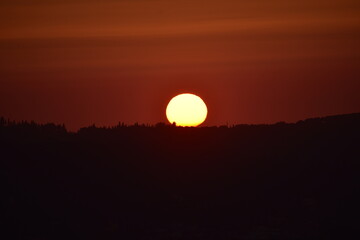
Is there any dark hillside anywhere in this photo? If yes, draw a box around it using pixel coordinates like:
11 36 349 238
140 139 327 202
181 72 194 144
1 113 360 239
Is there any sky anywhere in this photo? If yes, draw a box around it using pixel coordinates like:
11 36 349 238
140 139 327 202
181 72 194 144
0 0 359 130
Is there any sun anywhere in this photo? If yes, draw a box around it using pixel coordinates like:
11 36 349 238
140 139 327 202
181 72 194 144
166 93 208 127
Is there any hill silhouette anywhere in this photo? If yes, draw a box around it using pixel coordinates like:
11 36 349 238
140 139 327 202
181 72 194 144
1 113 360 239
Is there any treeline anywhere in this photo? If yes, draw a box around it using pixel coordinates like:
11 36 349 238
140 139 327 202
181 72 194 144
2 112 359 132
1 113 360 239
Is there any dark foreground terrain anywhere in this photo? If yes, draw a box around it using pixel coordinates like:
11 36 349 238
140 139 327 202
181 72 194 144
1 113 360 239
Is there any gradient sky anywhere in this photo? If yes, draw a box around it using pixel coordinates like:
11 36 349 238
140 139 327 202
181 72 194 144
1 0 359 130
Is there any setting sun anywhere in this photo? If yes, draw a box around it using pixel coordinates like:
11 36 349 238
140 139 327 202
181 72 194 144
166 93 208 127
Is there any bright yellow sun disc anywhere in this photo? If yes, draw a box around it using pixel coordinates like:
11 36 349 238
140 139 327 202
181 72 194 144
166 93 208 127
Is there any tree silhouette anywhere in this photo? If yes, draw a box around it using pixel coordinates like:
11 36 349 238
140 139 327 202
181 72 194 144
1 113 359 239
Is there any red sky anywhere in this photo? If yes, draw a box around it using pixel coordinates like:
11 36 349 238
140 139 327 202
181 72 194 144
1 0 359 130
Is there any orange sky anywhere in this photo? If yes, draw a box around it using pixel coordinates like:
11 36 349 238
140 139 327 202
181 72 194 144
0 0 359 130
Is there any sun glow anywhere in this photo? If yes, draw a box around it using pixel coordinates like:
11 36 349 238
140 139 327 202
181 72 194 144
166 93 208 127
